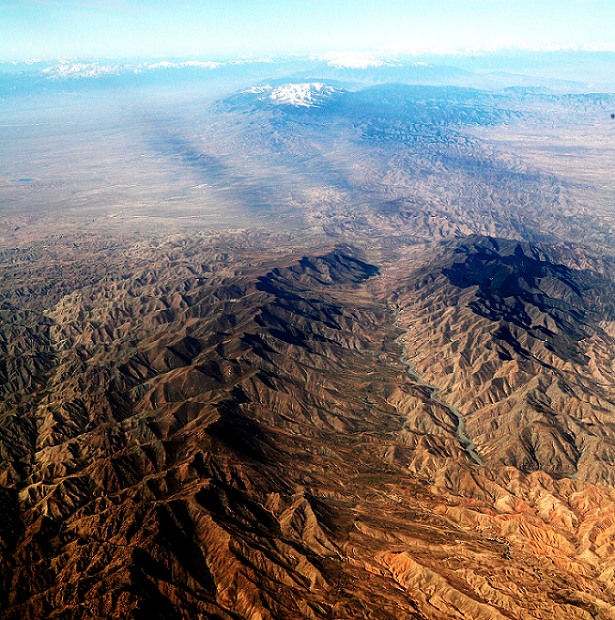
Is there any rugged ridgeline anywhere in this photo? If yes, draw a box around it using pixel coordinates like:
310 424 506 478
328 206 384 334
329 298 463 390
394 237 615 482
1 232 614 619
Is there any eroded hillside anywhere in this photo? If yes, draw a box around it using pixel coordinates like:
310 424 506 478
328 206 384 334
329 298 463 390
1 230 614 619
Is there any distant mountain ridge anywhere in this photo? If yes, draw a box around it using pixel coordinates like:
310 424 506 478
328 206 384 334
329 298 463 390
3 51 615 96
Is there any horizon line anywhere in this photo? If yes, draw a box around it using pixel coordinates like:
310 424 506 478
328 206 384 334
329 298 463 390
3 45 615 64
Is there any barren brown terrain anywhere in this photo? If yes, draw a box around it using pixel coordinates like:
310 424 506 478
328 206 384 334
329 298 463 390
1 76 614 619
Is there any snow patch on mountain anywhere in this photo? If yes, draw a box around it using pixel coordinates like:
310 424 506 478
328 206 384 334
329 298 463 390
239 82 340 108
269 83 338 107
40 59 225 79
42 62 123 79
243 85 273 95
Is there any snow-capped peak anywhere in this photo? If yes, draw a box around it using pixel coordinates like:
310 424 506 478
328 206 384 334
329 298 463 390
239 82 340 108
268 83 337 107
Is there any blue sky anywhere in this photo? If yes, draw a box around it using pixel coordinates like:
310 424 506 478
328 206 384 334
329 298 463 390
1 0 614 61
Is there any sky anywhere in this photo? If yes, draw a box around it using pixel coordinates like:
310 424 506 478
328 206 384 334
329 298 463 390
1 0 615 61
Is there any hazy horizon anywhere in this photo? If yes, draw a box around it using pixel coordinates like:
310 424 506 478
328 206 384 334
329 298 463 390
2 0 615 62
